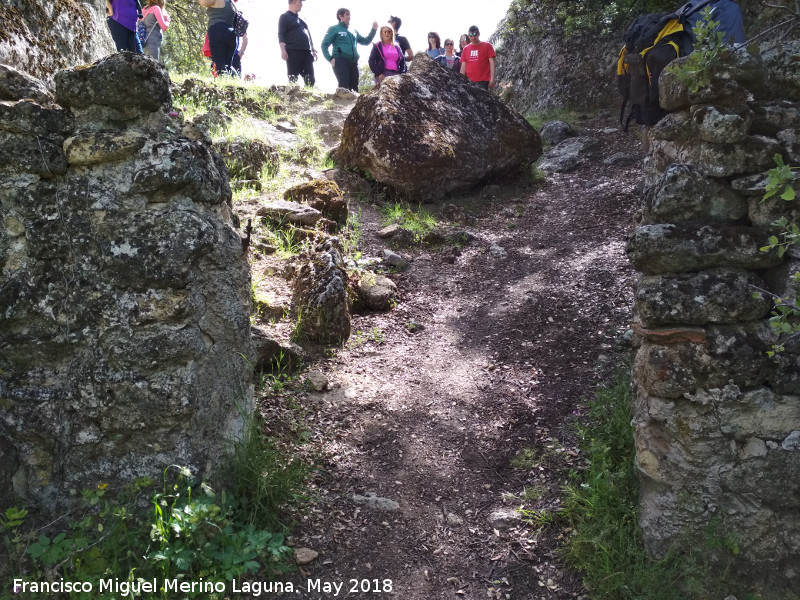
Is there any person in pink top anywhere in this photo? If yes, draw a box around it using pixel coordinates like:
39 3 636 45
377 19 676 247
139 0 171 61
368 24 407 85
459 25 496 90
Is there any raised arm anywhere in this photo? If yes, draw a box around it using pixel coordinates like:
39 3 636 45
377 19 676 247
357 23 378 45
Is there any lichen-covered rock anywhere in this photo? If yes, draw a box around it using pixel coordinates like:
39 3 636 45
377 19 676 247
626 223 782 274
747 191 800 228
291 238 351 344
635 382 800 595
778 128 800 164
214 136 279 181
657 67 690 112
633 324 777 399
749 102 800 137
132 139 231 206
355 272 397 311
55 52 171 112
64 130 148 166
636 269 772 326
337 55 541 200
691 104 753 144
494 20 621 114
256 199 322 227
0 131 68 177
0 99 72 137
251 325 305 373
0 64 54 104
539 120 572 145
630 39 800 599
648 110 693 142
648 134 781 177
763 40 800 101
0 56 253 515
284 180 348 225
642 163 747 223
0 1 114 81
538 136 599 173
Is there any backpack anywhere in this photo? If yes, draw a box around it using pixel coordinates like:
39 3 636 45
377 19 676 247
617 0 716 132
233 7 248 37
137 21 148 47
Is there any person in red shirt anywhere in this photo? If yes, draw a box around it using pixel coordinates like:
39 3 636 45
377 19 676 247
459 25 495 90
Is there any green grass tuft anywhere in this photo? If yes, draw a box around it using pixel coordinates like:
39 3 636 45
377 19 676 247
558 364 690 599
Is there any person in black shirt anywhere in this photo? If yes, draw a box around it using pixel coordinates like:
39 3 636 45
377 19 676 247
278 0 317 86
388 15 413 63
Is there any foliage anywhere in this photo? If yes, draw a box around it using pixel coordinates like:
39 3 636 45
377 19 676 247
501 0 676 38
226 412 309 530
349 327 386 347
358 63 375 94
2 422 306 598
524 106 582 132
160 0 209 75
763 153 798 203
757 154 800 355
665 7 728 94
556 365 697 599
145 466 288 584
380 202 438 242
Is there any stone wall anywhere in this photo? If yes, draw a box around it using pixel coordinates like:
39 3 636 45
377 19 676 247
627 45 800 597
0 0 114 82
0 54 253 515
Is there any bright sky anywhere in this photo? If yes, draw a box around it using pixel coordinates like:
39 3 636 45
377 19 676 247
233 0 511 91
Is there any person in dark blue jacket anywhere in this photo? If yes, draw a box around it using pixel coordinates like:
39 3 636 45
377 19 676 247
279 0 317 87
684 0 745 45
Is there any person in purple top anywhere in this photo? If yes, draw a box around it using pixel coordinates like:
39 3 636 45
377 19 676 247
368 24 406 85
106 0 143 53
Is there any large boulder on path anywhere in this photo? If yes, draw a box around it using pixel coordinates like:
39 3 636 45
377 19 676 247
336 55 542 200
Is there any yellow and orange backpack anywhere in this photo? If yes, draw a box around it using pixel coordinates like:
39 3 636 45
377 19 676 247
617 0 715 131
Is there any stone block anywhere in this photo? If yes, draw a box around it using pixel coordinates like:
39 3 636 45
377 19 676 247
636 268 772 326
626 223 783 275
642 163 747 224
634 324 776 398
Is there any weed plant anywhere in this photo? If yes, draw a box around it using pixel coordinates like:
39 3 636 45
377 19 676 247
525 106 583 132
226 413 308 530
380 202 438 242
0 411 307 599
557 365 690 599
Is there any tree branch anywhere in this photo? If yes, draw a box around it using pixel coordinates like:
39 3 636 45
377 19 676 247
760 0 800 15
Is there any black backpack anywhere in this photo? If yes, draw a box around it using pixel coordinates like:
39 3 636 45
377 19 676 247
617 0 716 131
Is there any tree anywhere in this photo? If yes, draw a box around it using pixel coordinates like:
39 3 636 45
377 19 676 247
159 0 209 74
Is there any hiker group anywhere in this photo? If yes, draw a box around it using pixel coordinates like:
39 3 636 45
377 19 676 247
279 2 496 92
106 0 746 117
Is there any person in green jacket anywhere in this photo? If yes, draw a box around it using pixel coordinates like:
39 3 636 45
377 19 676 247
321 8 377 91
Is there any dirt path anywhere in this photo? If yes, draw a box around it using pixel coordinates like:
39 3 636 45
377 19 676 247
263 113 643 599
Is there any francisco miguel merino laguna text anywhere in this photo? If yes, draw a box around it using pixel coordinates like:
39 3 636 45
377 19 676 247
12 577 395 597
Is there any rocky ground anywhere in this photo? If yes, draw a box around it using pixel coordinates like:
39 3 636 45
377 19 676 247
245 106 645 599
